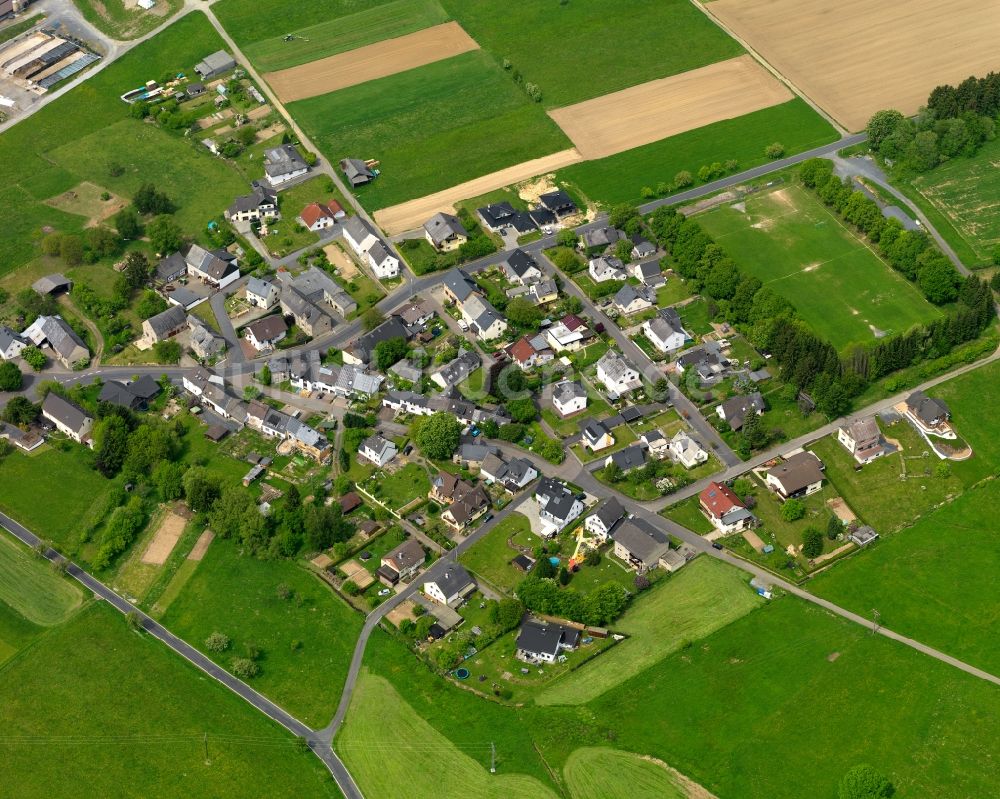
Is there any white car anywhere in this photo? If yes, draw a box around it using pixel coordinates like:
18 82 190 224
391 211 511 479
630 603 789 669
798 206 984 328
378 588 391 596
458 319 469 332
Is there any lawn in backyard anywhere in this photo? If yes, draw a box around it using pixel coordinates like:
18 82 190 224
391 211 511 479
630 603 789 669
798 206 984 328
663 495 716 535
0 13 234 273
158 536 363 726
365 462 430 510
537 557 761 706
560 99 838 207
0 604 338 798
0 533 83 626
810 477 1000 676
245 0 451 72
72 0 184 40
696 182 940 349
439 0 741 108
286 50 571 210
460 512 538 592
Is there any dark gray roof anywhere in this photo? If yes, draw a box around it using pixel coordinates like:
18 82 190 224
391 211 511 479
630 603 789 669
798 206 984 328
32 274 72 295
98 380 141 409
554 380 586 405
609 444 647 471
906 390 950 424
516 619 579 657
766 451 824 495
0 325 27 354
351 317 409 363
245 314 287 342
611 521 669 567
501 248 538 279
442 268 478 302
423 212 468 245
129 374 161 400
433 349 480 386
538 190 576 214
428 564 474 598
368 240 394 266
719 392 765 430
42 392 91 433
157 252 187 282
263 143 308 178
341 158 374 184
592 497 625 529
145 305 187 338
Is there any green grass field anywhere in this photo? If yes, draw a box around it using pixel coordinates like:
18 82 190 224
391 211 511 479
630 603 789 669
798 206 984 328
0 534 82 626
247 0 451 72
697 182 940 349
537 557 761 706
0 13 240 274
811 478 1000 676
0 13 44 46
460 512 538 592
0 604 339 798
214 0 388 49
0 448 116 549
438 0 741 107
563 748 687 799
367 462 430 510
910 136 1000 263
288 50 571 210
560 100 838 207
72 0 184 40
158 537 362 726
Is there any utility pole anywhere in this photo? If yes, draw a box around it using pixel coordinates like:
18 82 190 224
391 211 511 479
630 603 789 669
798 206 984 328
872 609 880 635
490 742 496 774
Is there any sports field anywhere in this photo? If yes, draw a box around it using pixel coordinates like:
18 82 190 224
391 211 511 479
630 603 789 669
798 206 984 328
0 533 82 626
810 479 1000 677
244 0 451 72
0 604 338 798
265 21 478 102
705 0 1000 131
159 537 362 726
537 557 761 706
549 56 791 159
287 50 571 210
911 136 1000 263
697 182 940 348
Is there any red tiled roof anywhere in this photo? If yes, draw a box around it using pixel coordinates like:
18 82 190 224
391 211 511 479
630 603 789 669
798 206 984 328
562 314 585 331
699 481 744 518
300 202 335 228
507 335 537 364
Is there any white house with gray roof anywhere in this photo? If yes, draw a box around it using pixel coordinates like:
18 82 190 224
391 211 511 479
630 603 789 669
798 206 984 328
423 212 468 252
534 477 584 537
643 314 687 354
342 216 400 279
225 183 278 223
585 497 625 541
0 326 29 361
423 564 475 606
588 255 626 283
41 392 93 445
431 349 480 389
360 433 397 467
22 315 88 368
552 380 587 416
596 350 641 396
613 284 654 315
185 244 239 290
245 277 279 309
263 143 309 188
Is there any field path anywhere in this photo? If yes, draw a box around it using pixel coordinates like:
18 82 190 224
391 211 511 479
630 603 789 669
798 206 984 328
374 148 583 234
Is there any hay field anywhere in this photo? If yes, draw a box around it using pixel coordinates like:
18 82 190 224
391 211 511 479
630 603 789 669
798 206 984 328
549 55 791 159
705 0 1000 131
265 21 478 102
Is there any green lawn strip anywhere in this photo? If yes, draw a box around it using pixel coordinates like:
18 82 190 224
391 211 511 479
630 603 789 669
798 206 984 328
287 50 571 211
364 462 430 510
461 512 537 593
675 297 714 337
810 419 966 534
72 0 184 40
246 0 450 72
214 0 389 48
0 600 42 665
537 557 761 706
438 0 741 108
0 533 83 626
564 748 687 799
559 99 838 207
0 603 337 797
565 597 1000 799
655 278 695 307
662 496 715 535
810 478 1000 676
159 537 362 726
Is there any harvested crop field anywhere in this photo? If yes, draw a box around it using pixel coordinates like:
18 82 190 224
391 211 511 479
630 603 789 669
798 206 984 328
704 0 1000 132
140 508 187 565
549 55 791 159
265 21 478 103
374 148 582 233
187 529 214 561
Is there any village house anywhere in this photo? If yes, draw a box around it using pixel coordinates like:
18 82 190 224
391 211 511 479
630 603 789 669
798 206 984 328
454 441 501 469
478 453 538 492
581 419 615 452
359 433 397 467
585 497 625 541
41 392 93 446
507 334 554 370
611 520 671 572
476 201 516 232
700 481 755 533
668 430 708 468
430 349 480 389
298 201 344 232
675 341 730 385
22 315 88 368
643 310 688 354
596 350 641 396
460 293 507 341
440 482 491 531
630 260 665 287
0 325 29 361
423 564 476 606
516 619 579 664
640 429 670 460
377 538 425 586
527 279 559 306
245 277 280 309
280 285 333 337
423 212 468 252
341 216 400 279
837 417 886 464
903 390 952 436
33 274 72 296
765 451 825 501
98 376 159 411
243 315 287 352
630 234 657 261
189 317 226 360
535 477 584 537
263 143 309 188
393 298 434 331
501 249 543 285
442 268 479 305
225 183 278 223
582 226 624 250
716 392 766 432
185 244 240 290
613 284 654 315
545 314 593 352
156 252 187 284
537 189 578 219
605 443 647 473
552 380 587 416
588 255 627 283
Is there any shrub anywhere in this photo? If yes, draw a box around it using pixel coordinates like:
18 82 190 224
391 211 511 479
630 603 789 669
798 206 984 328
801 527 823 558
205 632 231 652
342 580 359 596
765 142 785 159
780 499 806 522
231 657 260 679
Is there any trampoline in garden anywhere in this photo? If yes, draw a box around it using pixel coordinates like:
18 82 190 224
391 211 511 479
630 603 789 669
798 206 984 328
549 557 560 566
454 668 470 680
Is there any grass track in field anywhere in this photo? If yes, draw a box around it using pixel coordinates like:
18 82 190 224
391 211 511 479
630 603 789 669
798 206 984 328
0 600 42 664
287 50 570 210
337 671 558 799
697 181 940 349
247 0 450 72
0 604 338 798
564 748 688 799
537 557 762 706
0 533 82 626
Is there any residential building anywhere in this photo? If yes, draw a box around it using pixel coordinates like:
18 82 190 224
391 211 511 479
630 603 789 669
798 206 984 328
156 252 187 284
501 249 543 285
140 305 187 348
535 477 584 537
585 497 625 541
440 481 491 531
552 380 587 416
716 392 765 432
393 298 434 330
263 143 309 188
389 359 422 384
581 419 615 452
630 234 657 261
643 313 688 354
359 434 397 467
0 326 29 361
185 244 239 290
537 190 577 219
340 158 375 186
245 277 280 309
377 538 425 586
41 392 92 445
631 260 664 287
640 429 670 460
588 255 626 283
611 521 670 572
341 216 399 279
476 202 516 232
22 314 88 368
516 619 579 663
453 441 500 468
582 226 623 250
225 183 278 223
478 453 537 492
424 565 475 606
182 366 222 397
507 334 553 370
668 430 708 468
243 315 287 352
423 212 468 251
97 379 158 411
904 390 951 434
596 350 641 396
442 268 479 305
837 417 886 464
700 481 755 533
280 285 333 337
366 240 401 280
613 283 653 315
545 314 593 352
280 266 355 320
298 201 344 231
675 341 729 385
0 423 43 453
188 317 226 360
765 451 825 501
527 280 558 305
430 349 480 389
605 443 646 472
850 526 879 547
